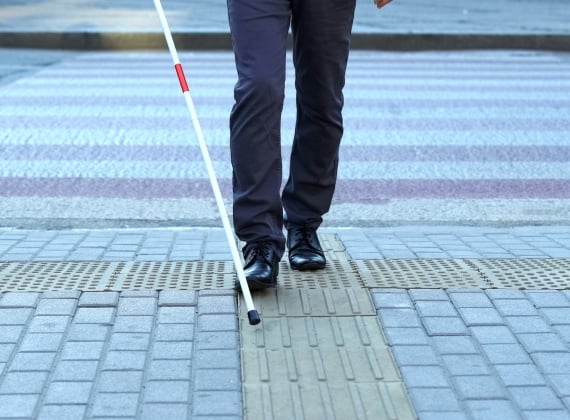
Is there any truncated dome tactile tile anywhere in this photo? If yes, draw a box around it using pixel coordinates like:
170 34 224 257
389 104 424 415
355 259 492 289
467 258 570 289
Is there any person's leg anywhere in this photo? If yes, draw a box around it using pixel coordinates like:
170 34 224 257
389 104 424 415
282 0 356 270
282 0 356 229
227 0 291 258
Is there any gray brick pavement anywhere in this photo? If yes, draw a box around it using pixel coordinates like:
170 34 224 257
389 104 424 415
374 287 570 419
0 290 241 419
1 226 570 418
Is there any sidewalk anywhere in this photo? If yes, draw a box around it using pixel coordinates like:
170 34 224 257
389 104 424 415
1 226 570 419
1 1 570 418
1 0 570 50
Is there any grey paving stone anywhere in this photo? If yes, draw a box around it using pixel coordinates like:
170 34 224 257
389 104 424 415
67 323 110 341
73 307 115 324
533 352 570 374
42 291 81 299
506 316 552 334
194 349 239 370
36 405 87 420
109 332 152 351
19 333 64 352
409 289 449 301
470 326 517 344
155 323 194 341
432 336 479 355
481 343 532 364
548 374 570 397
8 352 55 372
523 411 570 420
91 392 140 417
53 360 99 381
416 301 458 317
152 341 193 360
159 290 198 307
518 333 568 353
195 368 240 391
44 381 93 404
158 307 197 324
0 326 24 343
120 291 158 298
509 386 564 410
97 370 144 393
35 298 77 316
61 341 105 360
144 380 191 403
196 331 238 351
554 326 570 344
0 371 48 394
197 314 238 332
391 345 439 366
449 292 493 308
458 307 505 326
399 365 451 388
0 395 39 418
0 344 14 362
383 327 429 345
192 391 242 416
494 364 546 387
0 292 40 308
408 388 461 411
371 291 413 309
378 309 421 328
113 315 154 333
148 360 192 381
441 355 490 376
422 317 469 336
466 400 520 420
198 295 236 315
493 299 539 316
28 315 70 333
141 404 189 420
541 308 570 325
0 308 33 325
78 291 119 307
102 351 147 371
417 412 470 420
526 291 570 308
453 375 506 399
118 297 157 316
486 290 526 300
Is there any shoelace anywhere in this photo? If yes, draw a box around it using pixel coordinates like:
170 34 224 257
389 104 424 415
291 227 319 251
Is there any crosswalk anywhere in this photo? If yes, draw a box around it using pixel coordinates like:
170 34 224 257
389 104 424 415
1 50 569 226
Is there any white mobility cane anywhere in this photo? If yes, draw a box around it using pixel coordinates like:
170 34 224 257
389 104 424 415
153 0 261 325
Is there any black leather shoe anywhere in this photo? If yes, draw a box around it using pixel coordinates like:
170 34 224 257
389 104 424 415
238 242 279 291
287 226 326 271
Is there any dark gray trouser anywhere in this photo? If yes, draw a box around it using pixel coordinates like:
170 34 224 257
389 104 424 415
227 0 356 257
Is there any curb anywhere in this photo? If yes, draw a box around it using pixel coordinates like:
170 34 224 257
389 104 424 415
1 32 570 51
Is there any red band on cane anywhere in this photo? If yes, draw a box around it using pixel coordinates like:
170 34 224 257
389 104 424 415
175 64 189 92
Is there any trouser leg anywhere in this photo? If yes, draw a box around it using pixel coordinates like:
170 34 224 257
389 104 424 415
227 0 291 256
282 0 356 229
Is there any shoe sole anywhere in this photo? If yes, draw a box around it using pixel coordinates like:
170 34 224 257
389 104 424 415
289 262 326 271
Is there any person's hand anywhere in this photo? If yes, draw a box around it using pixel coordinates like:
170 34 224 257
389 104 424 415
374 0 392 9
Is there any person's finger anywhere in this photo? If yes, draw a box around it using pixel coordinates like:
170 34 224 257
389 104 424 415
375 0 392 9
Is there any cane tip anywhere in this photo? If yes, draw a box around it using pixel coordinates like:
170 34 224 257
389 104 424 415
248 310 261 325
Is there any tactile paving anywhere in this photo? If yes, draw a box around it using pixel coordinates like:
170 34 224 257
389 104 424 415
241 287 376 317
240 311 416 420
355 259 492 289
109 261 235 290
467 258 570 289
0 261 235 291
0 261 117 291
